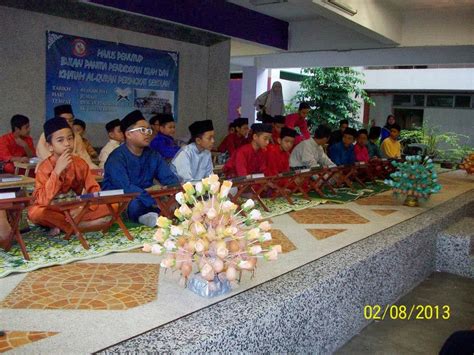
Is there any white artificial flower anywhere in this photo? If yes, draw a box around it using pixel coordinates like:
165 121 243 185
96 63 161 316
170 225 183 237
175 192 185 205
249 209 262 220
242 199 255 210
151 244 165 255
164 239 177 251
249 245 262 255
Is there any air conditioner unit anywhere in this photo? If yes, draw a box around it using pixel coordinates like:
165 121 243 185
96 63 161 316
250 0 288 6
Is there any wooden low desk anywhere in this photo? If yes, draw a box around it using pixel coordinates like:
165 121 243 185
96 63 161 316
230 175 271 212
49 192 138 250
0 176 36 190
0 196 33 260
13 162 37 176
148 185 183 219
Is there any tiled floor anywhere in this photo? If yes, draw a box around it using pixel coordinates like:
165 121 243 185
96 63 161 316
290 208 369 224
307 229 347 240
0 171 471 353
356 195 400 206
264 229 296 253
372 209 398 216
0 331 58 353
0 263 159 310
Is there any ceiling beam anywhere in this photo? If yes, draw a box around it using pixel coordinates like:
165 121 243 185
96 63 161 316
86 0 289 50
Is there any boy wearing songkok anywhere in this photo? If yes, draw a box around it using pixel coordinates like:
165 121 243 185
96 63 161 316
28 117 111 236
217 117 249 155
36 104 97 168
171 120 215 182
102 110 179 227
223 123 272 177
264 127 297 176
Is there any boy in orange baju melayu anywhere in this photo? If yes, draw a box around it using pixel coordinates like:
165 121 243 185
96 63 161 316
29 117 111 236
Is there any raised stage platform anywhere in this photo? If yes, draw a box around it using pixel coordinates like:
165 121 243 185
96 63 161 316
0 171 472 353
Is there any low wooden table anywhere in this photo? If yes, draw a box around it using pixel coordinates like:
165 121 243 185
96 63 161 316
230 175 271 212
13 161 37 176
0 176 36 190
49 192 138 250
148 185 183 219
0 196 33 260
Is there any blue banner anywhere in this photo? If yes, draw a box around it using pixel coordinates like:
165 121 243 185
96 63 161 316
46 31 179 123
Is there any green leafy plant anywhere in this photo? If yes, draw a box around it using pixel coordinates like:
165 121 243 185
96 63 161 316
399 122 472 162
290 67 374 130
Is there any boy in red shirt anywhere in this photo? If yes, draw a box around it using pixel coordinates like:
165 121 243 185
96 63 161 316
354 129 370 163
0 115 36 174
271 115 286 144
264 127 297 176
223 123 272 178
218 117 249 155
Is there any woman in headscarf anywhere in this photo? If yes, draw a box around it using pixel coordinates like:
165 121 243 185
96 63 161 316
254 81 285 118
381 114 396 142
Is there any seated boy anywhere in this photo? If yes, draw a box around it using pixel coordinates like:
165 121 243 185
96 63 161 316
98 119 124 168
271 115 286 144
285 102 311 146
36 104 97 169
149 113 180 160
264 127 297 176
354 129 369 163
218 117 249 155
102 110 179 227
290 125 334 168
149 115 160 138
217 122 235 155
223 123 272 178
73 119 98 159
0 114 36 174
329 127 357 166
28 117 111 236
381 124 402 159
328 119 349 148
171 120 215 182
367 126 383 159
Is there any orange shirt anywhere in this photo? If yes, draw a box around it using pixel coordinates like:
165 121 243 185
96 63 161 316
32 155 100 207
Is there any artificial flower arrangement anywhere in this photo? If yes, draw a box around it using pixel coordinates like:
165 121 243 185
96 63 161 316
142 174 281 295
384 155 441 206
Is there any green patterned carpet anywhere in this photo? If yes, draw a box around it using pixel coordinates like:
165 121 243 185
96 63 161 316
0 181 390 278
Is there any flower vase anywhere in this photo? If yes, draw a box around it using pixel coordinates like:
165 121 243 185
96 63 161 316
404 195 419 207
187 273 231 298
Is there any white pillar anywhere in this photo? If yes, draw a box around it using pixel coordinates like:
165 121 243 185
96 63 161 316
241 66 268 123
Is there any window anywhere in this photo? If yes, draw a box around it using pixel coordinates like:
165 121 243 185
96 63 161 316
393 95 411 106
413 95 425 106
426 95 454 108
454 95 471 108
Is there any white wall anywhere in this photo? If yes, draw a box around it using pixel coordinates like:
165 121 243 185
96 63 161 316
424 108 474 147
369 95 393 126
0 6 230 146
363 68 474 91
